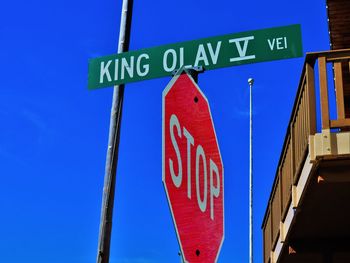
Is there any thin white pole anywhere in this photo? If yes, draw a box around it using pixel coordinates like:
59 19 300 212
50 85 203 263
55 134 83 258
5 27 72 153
248 78 254 263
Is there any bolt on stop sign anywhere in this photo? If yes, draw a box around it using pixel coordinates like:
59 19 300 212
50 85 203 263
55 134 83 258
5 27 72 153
162 69 224 263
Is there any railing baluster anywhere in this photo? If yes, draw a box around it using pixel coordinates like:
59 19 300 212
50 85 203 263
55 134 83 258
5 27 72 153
318 56 330 130
279 168 283 216
305 82 310 136
306 63 316 135
290 122 295 183
303 90 307 144
334 61 345 120
301 92 305 148
298 120 300 166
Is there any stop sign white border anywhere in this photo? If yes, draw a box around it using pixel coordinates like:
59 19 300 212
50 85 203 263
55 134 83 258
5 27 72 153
162 69 225 263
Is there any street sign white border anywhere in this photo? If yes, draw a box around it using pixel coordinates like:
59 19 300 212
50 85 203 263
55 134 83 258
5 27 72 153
162 68 225 263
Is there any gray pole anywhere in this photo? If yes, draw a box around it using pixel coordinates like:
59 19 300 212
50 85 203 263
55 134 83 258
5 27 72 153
96 0 134 262
248 78 254 263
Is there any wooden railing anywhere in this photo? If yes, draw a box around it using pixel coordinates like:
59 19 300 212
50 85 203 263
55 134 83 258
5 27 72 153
262 49 350 263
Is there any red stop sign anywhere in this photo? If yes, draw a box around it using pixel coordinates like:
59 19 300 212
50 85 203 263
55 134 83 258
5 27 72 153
162 70 224 263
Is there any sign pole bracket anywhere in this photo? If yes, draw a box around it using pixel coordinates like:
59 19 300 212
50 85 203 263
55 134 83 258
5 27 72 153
172 66 205 83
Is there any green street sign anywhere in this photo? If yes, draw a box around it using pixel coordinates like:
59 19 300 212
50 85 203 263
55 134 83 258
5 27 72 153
88 24 303 89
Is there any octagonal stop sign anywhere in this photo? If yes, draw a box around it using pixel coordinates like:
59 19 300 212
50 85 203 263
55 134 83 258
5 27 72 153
162 69 224 263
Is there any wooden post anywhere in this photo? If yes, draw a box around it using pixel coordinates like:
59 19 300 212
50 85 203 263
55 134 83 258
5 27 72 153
318 57 330 130
278 169 283 216
306 63 316 135
334 61 345 120
290 125 296 184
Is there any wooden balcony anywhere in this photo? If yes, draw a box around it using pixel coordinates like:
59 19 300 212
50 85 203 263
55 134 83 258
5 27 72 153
262 49 350 263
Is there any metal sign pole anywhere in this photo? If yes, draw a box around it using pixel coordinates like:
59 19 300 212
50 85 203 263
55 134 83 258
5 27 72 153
96 0 134 262
248 78 254 263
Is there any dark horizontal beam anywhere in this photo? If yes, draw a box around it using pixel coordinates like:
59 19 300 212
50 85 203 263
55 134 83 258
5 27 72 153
288 237 350 254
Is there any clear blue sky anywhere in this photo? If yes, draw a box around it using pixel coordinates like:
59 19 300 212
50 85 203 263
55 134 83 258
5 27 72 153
0 0 330 262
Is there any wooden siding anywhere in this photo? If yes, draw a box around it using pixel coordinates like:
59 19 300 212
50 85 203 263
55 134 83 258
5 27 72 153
327 0 350 50
327 0 350 120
